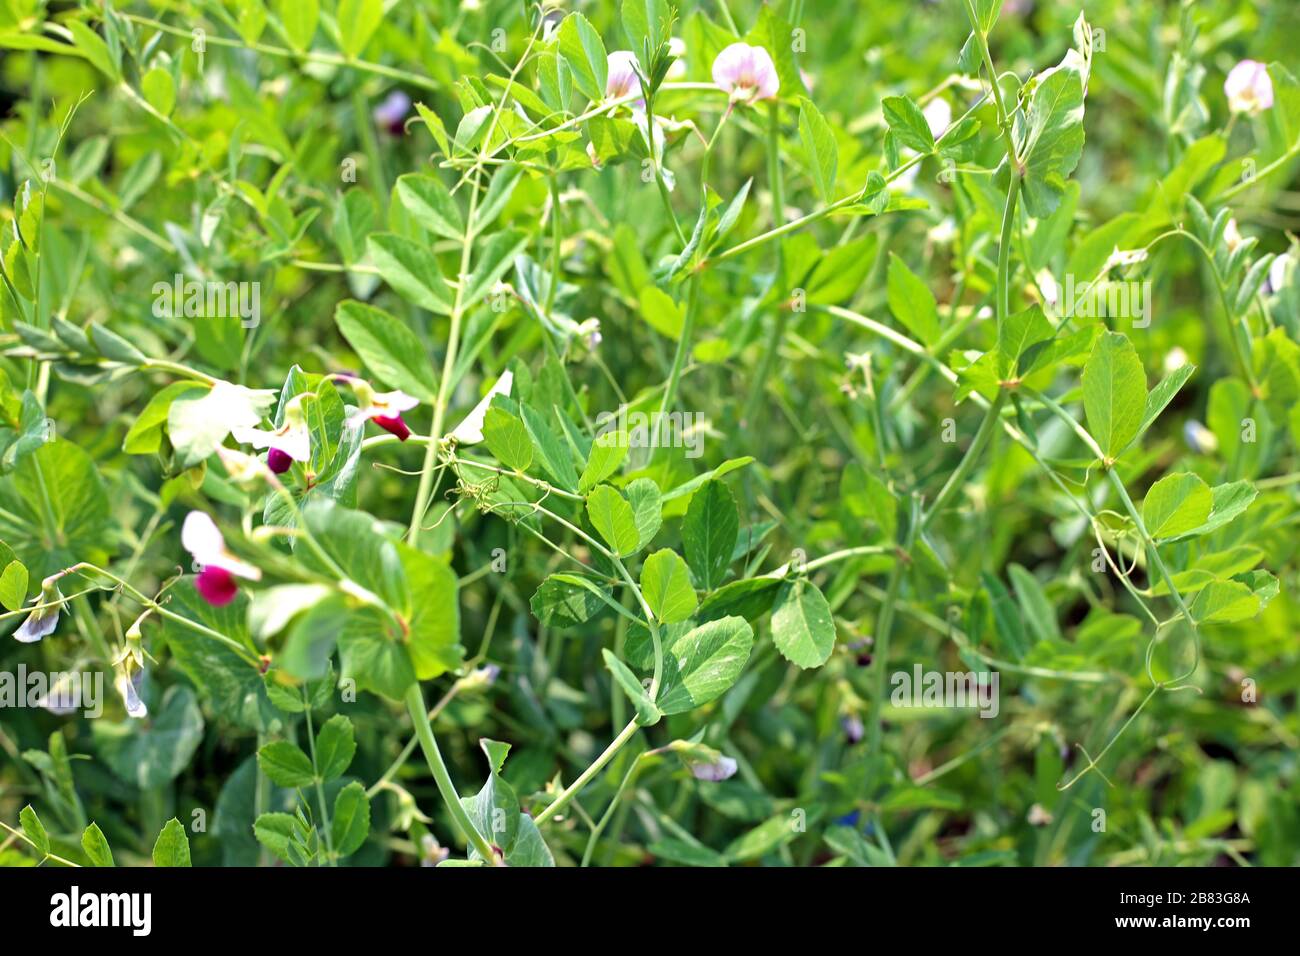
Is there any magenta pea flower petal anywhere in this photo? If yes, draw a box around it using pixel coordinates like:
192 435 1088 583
182 511 262 600
711 42 780 103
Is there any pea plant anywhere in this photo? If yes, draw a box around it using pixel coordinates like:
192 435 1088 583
1 0 1298 870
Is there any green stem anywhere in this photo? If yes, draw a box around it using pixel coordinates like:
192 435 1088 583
303 701 337 866
535 719 640 826
403 684 499 863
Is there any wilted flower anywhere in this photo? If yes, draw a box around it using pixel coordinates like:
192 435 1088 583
374 90 412 135
689 754 738 782
217 446 268 485
420 833 450 867
1184 420 1219 455
13 575 64 644
232 394 310 474
448 371 514 444
182 511 262 607
342 376 421 442
606 50 642 100
1027 803 1053 826
1224 60 1273 115
112 616 149 719
711 42 779 103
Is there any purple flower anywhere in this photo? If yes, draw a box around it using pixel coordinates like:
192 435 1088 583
374 90 412 135
689 755 738 782
711 43 779 103
606 51 642 100
183 512 262 607
1225 60 1273 115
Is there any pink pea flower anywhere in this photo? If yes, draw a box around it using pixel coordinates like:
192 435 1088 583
606 50 642 100
232 394 310 474
182 511 262 607
711 42 779 103
1224 60 1273 115
689 754 739 782
340 375 421 442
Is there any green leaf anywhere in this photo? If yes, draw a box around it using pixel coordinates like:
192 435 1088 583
656 616 754 714
462 230 528 310
1081 331 1147 460
336 0 382 58
123 381 208 454
1137 363 1196 440
481 406 533 472
258 740 316 788
394 173 464 240
587 484 640 556
19 805 48 856
1167 480 1258 541
887 254 941 346
771 578 836 668
640 549 698 623
366 233 454 314
0 559 28 611
141 67 176 116
276 0 318 51
558 13 609 102
638 285 684 340
152 818 192 867
67 21 120 81
881 95 935 153
335 300 438 401
626 477 663 550
331 781 371 856
93 686 205 789
398 543 463 680
1190 580 1261 625
797 97 838 202
602 649 661 725
520 403 579 491
1016 57 1087 218
1007 563 1061 643
579 429 629 492
253 813 307 865
682 480 739 591
1142 473 1214 540
622 0 672 55
80 822 114 867
314 714 356 781
531 574 611 628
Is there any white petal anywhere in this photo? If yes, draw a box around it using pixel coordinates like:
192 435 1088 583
182 511 226 565
14 607 59 643
117 672 148 719
231 425 278 450
277 425 312 462
374 390 421 414
449 371 514 444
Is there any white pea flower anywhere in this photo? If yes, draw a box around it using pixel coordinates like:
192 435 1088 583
689 754 739 782
711 42 779 103
1224 59 1273 115
1267 252 1291 295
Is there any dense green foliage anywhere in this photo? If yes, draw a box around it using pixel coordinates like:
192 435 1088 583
1 0 1298 868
